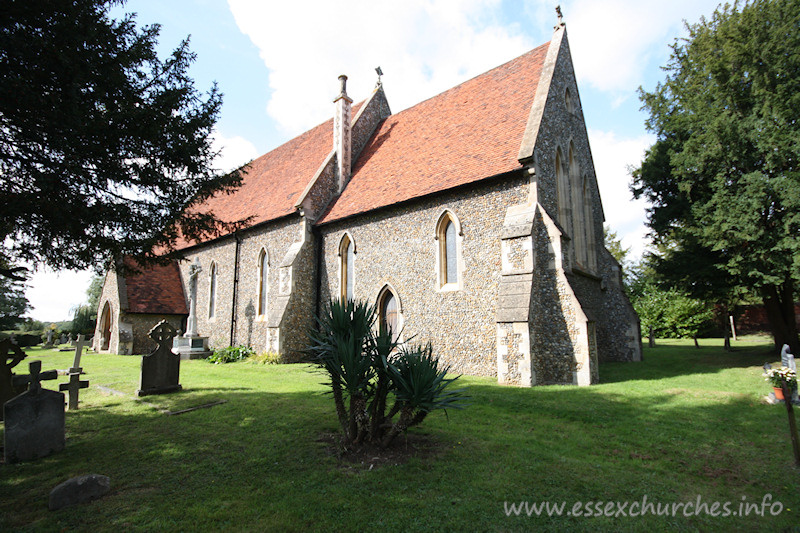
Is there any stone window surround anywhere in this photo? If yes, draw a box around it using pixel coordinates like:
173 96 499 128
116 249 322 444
99 300 113 351
338 231 356 302
376 283 404 344
208 261 217 321
257 248 269 321
565 86 576 114
434 209 464 292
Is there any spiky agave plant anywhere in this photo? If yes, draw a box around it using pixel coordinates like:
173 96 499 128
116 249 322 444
308 299 375 443
382 343 468 448
309 299 468 448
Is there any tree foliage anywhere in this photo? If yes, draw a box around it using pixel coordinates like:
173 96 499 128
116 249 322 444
632 0 800 352
0 273 29 331
86 274 105 311
0 0 246 277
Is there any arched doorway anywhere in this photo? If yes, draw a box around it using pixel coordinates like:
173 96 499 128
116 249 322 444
99 302 112 351
377 286 401 344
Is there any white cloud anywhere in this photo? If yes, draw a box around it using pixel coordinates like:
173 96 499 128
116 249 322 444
212 132 260 173
25 268 95 322
227 0 534 134
566 0 721 92
588 128 653 261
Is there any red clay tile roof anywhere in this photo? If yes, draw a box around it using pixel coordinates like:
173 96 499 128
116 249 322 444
123 258 188 315
318 43 549 224
178 102 366 250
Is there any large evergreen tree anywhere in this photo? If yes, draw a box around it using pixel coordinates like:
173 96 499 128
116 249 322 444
0 0 246 279
632 0 800 352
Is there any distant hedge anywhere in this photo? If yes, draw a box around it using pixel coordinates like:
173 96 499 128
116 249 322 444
0 331 41 347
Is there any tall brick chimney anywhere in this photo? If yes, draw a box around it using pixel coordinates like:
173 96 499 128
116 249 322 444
333 74 352 192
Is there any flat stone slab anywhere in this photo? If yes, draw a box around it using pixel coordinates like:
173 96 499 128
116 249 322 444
49 474 111 510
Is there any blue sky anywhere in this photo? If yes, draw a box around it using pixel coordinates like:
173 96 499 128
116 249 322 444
25 0 723 321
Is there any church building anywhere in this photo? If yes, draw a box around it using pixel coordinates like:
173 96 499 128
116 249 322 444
94 22 642 386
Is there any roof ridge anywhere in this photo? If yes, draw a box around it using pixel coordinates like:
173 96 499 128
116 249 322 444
387 42 551 117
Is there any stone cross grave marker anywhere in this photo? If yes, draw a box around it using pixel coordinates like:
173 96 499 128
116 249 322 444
45 329 54 347
59 334 89 410
0 339 27 421
4 360 65 463
137 320 182 396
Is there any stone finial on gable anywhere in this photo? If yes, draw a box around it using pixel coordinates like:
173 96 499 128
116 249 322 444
334 75 353 192
555 5 565 30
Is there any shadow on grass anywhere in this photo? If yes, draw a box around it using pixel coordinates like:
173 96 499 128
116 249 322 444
600 340 779 384
1 368 799 532
3 344 800 532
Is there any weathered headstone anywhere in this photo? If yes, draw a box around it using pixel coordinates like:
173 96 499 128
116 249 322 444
3 360 65 463
0 339 27 420
781 344 796 371
781 344 799 403
137 321 182 396
59 335 89 410
59 334 67 345
49 474 111 511
45 329 54 348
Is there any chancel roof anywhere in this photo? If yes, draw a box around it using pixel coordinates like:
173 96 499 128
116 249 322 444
123 258 188 315
319 43 549 223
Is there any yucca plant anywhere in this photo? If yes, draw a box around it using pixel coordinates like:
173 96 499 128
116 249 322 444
308 299 468 448
307 299 375 442
382 343 467 447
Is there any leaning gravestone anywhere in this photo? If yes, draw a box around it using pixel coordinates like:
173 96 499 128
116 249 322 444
4 360 65 463
782 344 796 371
137 321 182 396
59 335 89 410
1 339 27 420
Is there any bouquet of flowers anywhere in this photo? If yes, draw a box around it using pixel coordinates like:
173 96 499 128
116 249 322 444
763 366 797 389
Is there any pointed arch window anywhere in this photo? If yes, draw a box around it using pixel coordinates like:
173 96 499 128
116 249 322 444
208 262 217 319
99 301 112 351
569 145 587 266
555 147 571 232
436 210 462 290
565 87 576 114
258 249 269 317
377 286 401 344
339 233 355 302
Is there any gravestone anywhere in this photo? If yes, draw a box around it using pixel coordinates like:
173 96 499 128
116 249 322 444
59 335 89 410
782 344 798 403
137 321 182 396
781 344 796 371
0 339 27 421
3 360 65 463
49 474 111 511
59 334 67 345
44 329 54 348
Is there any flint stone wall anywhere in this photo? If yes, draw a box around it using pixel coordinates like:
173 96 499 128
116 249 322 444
318 174 529 376
179 214 315 360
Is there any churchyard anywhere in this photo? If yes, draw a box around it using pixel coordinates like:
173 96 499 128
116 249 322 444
1 337 799 531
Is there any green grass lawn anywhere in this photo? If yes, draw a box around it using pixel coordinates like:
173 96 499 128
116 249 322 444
2 337 799 532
